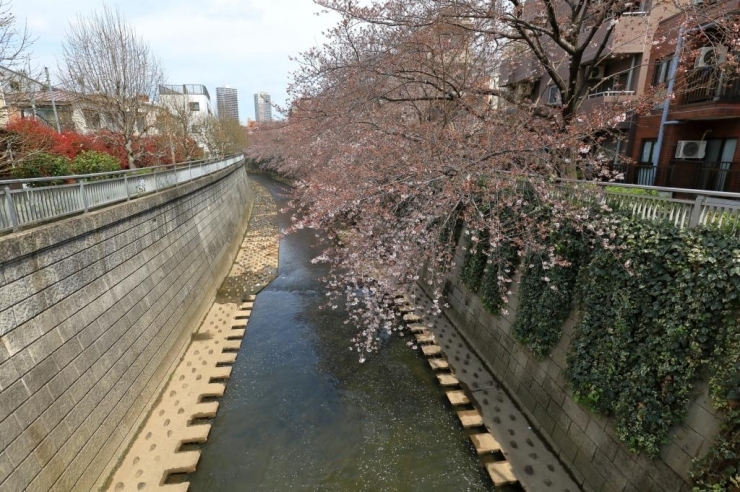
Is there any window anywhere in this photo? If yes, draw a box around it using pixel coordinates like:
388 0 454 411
637 139 658 185
624 0 651 13
652 57 671 86
546 85 561 105
693 138 736 190
640 139 657 164
189 102 200 112
83 109 100 129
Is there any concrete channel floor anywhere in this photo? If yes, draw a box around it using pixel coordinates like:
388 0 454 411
409 285 582 492
104 181 279 492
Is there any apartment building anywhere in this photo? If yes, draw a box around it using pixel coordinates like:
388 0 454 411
628 0 740 191
499 0 678 169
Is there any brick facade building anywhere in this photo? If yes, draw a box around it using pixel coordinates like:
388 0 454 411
627 0 740 192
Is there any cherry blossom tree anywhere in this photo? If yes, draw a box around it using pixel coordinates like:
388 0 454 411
247 0 732 359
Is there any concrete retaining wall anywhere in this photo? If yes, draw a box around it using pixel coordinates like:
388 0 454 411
0 162 254 491
440 236 722 492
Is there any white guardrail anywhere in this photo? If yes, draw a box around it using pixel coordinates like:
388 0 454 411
0 154 244 233
559 181 740 231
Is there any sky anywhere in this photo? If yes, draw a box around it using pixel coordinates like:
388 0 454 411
12 0 338 123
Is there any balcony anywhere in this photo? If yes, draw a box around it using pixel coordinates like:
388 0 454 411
613 160 740 192
682 70 740 104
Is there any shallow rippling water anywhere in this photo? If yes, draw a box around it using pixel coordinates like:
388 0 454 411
188 177 493 492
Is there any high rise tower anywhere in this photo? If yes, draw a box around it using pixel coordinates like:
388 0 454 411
216 86 239 121
254 92 272 122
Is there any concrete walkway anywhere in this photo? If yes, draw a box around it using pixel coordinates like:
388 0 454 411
410 285 582 492
104 181 279 491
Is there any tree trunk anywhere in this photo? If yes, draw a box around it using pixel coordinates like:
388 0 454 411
125 138 136 169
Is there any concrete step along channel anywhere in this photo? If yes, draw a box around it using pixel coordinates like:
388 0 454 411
106 296 257 492
393 294 519 489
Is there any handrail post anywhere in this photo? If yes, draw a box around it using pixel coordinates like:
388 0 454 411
124 174 130 201
4 186 19 232
688 195 705 228
79 179 89 212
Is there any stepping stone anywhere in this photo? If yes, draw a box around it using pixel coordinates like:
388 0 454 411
428 358 450 370
470 433 501 454
234 310 251 319
456 409 484 428
217 353 237 365
191 401 219 419
437 374 459 386
223 340 242 351
209 366 232 381
180 423 211 443
394 295 409 303
485 461 518 486
229 328 246 339
446 390 470 406
421 345 441 356
240 301 254 309
201 382 226 398
398 304 415 313
408 324 427 333
164 450 200 474
415 333 434 344
403 313 422 322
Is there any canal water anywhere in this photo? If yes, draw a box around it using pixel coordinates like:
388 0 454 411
188 177 493 491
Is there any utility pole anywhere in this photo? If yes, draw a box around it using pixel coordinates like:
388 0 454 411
45 66 62 133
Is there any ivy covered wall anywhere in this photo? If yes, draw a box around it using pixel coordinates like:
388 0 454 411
442 209 739 492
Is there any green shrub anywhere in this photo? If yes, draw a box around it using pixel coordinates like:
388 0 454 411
605 185 660 196
11 152 71 186
71 151 121 177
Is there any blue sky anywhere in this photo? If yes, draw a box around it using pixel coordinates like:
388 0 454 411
12 0 337 122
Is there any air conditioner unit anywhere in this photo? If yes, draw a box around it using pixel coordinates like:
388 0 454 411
588 65 606 80
675 140 707 159
695 47 728 68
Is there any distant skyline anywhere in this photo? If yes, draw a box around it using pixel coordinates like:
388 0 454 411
12 0 338 123
216 86 239 121
254 92 272 122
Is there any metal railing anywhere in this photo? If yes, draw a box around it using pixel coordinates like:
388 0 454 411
612 161 739 192
567 180 740 231
0 154 245 233
586 90 636 99
682 69 740 104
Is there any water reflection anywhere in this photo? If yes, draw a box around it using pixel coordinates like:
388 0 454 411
188 176 493 491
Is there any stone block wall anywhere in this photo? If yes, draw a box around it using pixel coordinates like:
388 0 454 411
440 237 722 492
0 162 253 491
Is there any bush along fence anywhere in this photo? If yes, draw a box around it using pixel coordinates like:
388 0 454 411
455 187 740 491
0 154 245 233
